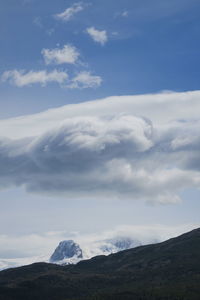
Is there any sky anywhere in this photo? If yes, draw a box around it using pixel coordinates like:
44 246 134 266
0 0 200 262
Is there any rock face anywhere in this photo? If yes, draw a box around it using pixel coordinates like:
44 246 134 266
50 240 83 262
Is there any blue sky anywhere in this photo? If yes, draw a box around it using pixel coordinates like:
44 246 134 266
1 0 200 117
0 0 200 263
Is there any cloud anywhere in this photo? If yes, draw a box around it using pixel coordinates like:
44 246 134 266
33 16 43 28
2 43 103 90
0 90 199 140
1 69 68 87
69 71 102 88
0 112 200 204
77 223 200 258
1 68 102 90
86 27 108 45
55 2 84 22
46 28 55 36
0 223 198 269
121 11 129 17
114 10 129 18
0 91 199 204
0 115 155 198
42 45 80 65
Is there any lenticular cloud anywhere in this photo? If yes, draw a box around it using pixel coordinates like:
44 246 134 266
0 115 153 193
0 91 200 204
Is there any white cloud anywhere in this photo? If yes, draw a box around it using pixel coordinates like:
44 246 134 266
86 27 108 45
55 2 84 22
0 91 200 204
1 69 68 87
42 44 80 65
1 68 102 90
0 114 199 204
79 223 199 256
0 90 199 140
69 71 102 88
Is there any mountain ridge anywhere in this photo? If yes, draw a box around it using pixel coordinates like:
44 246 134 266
49 236 142 266
0 227 199 300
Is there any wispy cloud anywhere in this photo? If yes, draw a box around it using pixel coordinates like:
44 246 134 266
86 27 108 45
42 45 80 65
69 71 102 88
55 2 85 22
121 10 129 17
33 16 43 28
1 69 102 89
114 10 129 19
1 69 68 87
46 28 55 36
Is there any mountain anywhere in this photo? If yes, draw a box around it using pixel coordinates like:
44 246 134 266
98 236 141 255
50 237 141 265
0 236 148 270
50 240 83 263
0 227 199 300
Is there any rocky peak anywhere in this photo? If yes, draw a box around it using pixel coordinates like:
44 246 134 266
50 240 83 262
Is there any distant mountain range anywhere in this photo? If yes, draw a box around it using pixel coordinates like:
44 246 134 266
0 227 199 300
50 236 142 264
0 236 144 270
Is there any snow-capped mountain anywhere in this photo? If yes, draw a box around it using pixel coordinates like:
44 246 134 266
0 237 141 271
0 235 157 270
50 240 83 263
49 237 142 265
99 236 141 254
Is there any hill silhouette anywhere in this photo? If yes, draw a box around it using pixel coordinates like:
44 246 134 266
0 228 199 300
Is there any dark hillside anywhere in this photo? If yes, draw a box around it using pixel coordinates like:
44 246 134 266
0 228 199 300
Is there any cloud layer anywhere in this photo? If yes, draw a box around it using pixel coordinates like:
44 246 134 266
0 91 200 204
